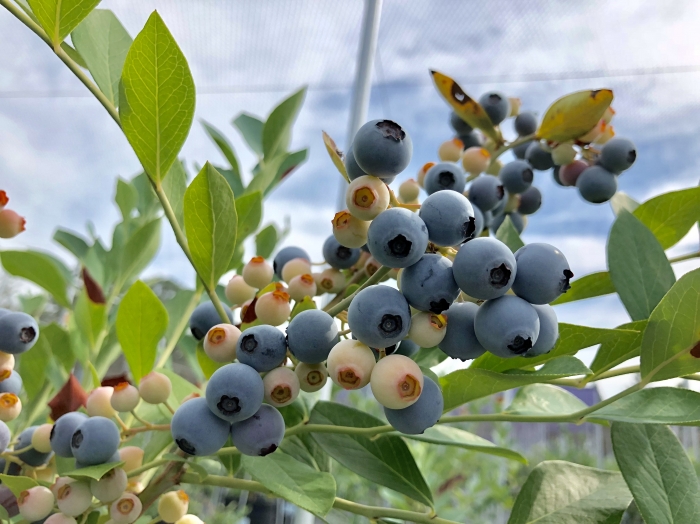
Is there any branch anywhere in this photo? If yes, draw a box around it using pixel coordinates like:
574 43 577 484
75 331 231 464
156 284 204 368
325 266 391 317
488 133 537 167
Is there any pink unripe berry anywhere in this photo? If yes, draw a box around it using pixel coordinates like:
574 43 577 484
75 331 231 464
316 268 345 294
255 291 291 326
0 209 26 238
31 423 54 453
119 446 144 473
408 312 447 348
559 160 589 187
326 339 375 390
295 362 328 393
176 516 204 524
111 382 140 412
242 257 274 289
345 175 390 221
288 274 317 302
18 486 55 521
158 490 190 523
370 355 424 409
438 138 463 162
417 162 435 188
110 492 143 523
91 467 128 502
0 392 21 421
225 275 256 306
203 324 241 363
45 514 78 524
398 179 420 203
332 210 370 249
138 371 172 404
281 258 312 283
461 147 490 175
56 480 93 517
0 352 14 375
87 386 116 418
263 367 300 407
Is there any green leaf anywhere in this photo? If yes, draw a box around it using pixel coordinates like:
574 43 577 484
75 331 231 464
610 191 640 216
159 368 200 403
633 186 700 250
232 112 264 157
495 215 525 253
412 346 448 368
265 149 308 196
640 268 700 382
591 388 700 424
219 450 241 477
290 296 316 320
117 218 161 284
71 9 132 106
235 191 262 242
42 323 74 374
196 342 224 379
0 250 71 307
28 0 100 47
54 228 90 260
441 356 590 411
255 224 278 259
119 11 195 183
0 474 38 497
608 211 676 321
309 401 433 507
18 334 52 397
612 423 700 523
115 177 138 219
537 89 614 143
116 280 169 383
201 120 241 183
131 172 160 217
322 131 350 183
74 288 107 350
504 384 587 416
590 320 647 374
184 163 238 289
241 453 336 517
262 88 306 158
162 159 188 231
246 153 290 196
508 460 631 524
405 425 526 463
551 271 615 305
64 461 125 481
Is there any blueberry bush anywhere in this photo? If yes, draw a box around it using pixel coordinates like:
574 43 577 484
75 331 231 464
1 2 700 523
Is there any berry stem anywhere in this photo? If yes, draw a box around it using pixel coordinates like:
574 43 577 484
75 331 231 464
322 270 368 312
669 250 700 264
488 133 537 168
325 266 392 317
122 423 171 437
126 458 171 479
155 284 204 369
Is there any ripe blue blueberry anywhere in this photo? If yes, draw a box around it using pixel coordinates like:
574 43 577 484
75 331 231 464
459 130 484 150
0 308 9 319
576 165 617 203
0 312 39 354
344 146 369 181
472 205 485 238
453 237 517 300
0 370 22 395
286 309 339 364
423 163 466 195
384 376 443 434
352 119 413 178
599 137 636 173
512 243 573 304
474 296 540 358
449 111 473 135
347 285 411 348
70 417 120 466
189 302 233 341
367 207 429 268
400 254 459 313
512 140 533 160
528 304 559 357
50 412 88 457
491 212 524 234
514 111 538 136
230 404 285 457
517 186 542 215
437 302 486 361
499 160 533 194
205 363 264 423
525 142 554 171
468 175 505 213
418 190 475 246
273 246 310 279
236 324 287 372
171 397 230 456
478 91 510 125
16 426 52 467
396 339 420 358
322 235 361 269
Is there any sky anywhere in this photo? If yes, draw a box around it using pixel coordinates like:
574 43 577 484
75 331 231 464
1 0 700 395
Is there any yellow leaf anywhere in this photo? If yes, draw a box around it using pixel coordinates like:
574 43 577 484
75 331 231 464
537 89 614 143
322 131 350 183
430 70 501 143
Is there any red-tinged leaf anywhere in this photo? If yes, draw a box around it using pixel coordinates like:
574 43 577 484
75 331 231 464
242 297 258 324
48 374 88 421
101 373 131 388
82 267 105 304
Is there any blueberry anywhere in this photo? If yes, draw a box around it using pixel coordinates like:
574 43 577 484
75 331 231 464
491 212 524 234
512 140 533 160
423 163 466 195
0 312 39 354
50 412 88 457
576 165 617 203
437 302 486 361
449 111 473 135
527 304 559 357
70 417 120 466
452 237 516 300
472 205 485 238
512 243 573 304
16 426 52 467
322 235 361 270
400 254 459 314
459 130 484 150
347 285 411 348
352 119 413 178
230 404 285 457
0 420 9 453
499 160 533 194
171 397 230 456
600 137 636 173
552 165 565 186
0 370 22 395
418 190 475 246
517 186 542 215
396 339 420 357
384 376 443 434
286 309 339 364
474 296 540 358
236 324 287 372
478 91 510 125
344 146 369 181
273 246 310 279
205 363 264 423
367 207 429 268
525 142 554 171
514 111 538 136
468 175 505 212
189 302 233 341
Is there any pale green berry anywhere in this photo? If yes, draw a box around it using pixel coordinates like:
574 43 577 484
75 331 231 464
438 138 463 162
91 467 128 503
263 367 300 407
138 371 172 404
332 210 370 249
461 147 490 175
158 490 190 523
398 179 421 203
225 275 256 307
111 382 140 412
176 516 204 524
31 422 53 453
551 142 576 166
295 362 328 393
408 312 447 348
242 257 274 289
316 268 346 294
346 175 390 221
56 480 93 517
281 258 312 283
370 354 424 409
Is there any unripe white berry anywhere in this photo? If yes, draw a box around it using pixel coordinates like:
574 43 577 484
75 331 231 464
255 291 291 326
242 257 274 289
18 486 55 522
398 179 420 203
0 392 21 421
110 492 142 523
111 382 141 412
91 467 128 502
31 423 53 453
295 362 328 393
118 446 144 473
288 274 317 302
263 367 300 407
346 175 390 221
225 275 256 306
316 268 345 294
551 142 576 166
461 147 490 175
0 352 14 374
332 210 370 249
408 312 447 348
138 371 172 404
87 386 117 418
281 258 312 283
363 257 381 277
508 97 521 117
326 339 375 390
438 138 463 162
56 479 93 517
370 355 424 409
45 514 78 524
203 324 241 363
504 193 521 213
176 516 204 524
417 162 434 188
158 490 190 523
